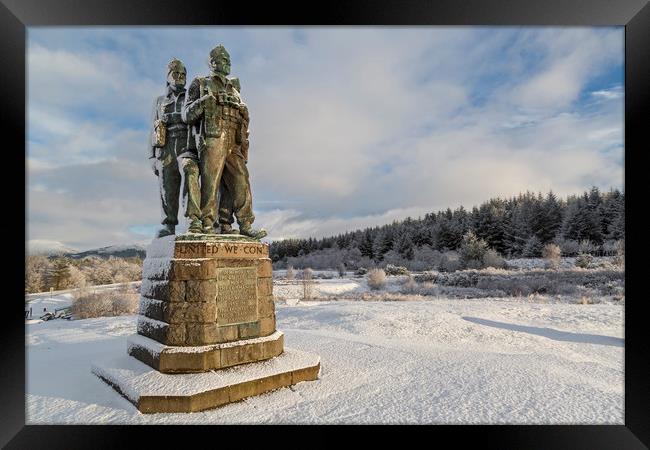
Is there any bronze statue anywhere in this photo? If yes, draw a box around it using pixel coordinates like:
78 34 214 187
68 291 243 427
183 45 266 239
149 58 200 237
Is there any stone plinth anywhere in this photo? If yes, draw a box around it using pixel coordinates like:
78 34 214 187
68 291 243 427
128 331 285 373
92 347 321 414
134 234 276 353
93 233 320 413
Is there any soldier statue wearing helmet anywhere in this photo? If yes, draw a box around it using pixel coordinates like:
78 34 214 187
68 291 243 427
149 58 201 237
183 45 267 238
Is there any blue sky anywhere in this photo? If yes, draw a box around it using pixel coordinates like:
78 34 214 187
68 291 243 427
26 27 624 252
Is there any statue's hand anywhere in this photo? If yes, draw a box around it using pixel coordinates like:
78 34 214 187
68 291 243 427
199 94 216 106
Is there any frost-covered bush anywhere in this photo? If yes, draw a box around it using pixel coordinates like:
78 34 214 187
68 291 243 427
464 259 484 270
439 251 462 272
436 267 623 297
286 266 295 280
554 238 580 256
436 270 481 288
400 276 418 294
602 240 619 256
414 271 439 283
385 264 410 276
77 256 142 286
575 253 593 269
337 263 346 277
483 249 506 269
367 268 386 290
542 244 562 269
66 265 87 289
356 267 368 276
314 271 335 279
522 236 543 257
459 232 489 267
70 289 138 319
25 255 54 293
578 240 597 255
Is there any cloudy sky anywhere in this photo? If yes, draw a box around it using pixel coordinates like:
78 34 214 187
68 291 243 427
27 26 624 252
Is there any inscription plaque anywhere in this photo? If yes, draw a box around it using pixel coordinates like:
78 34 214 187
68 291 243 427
216 267 258 325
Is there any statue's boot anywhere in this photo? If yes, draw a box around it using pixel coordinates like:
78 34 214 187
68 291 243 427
188 218 203 234
238 223 267 240
202 221 217 235
219 223 239 234
156 224 175 238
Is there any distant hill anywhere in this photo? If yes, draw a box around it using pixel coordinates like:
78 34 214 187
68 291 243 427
64 244 147 260
28 240 78 256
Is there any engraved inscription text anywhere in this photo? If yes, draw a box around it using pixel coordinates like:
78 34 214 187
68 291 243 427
216 267 258 325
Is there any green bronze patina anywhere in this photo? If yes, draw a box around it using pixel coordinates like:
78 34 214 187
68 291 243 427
149 58 201 238
183 44 267 240
175 232 259 243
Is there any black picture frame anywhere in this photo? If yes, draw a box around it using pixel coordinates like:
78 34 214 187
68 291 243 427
3 0 647 447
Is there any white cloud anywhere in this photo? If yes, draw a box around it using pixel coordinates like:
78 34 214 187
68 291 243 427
27 27 624 249
509 29 622 111
591 86 623 101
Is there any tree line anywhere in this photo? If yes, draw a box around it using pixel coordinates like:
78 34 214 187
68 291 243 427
25 255 143 294
270 187 624 264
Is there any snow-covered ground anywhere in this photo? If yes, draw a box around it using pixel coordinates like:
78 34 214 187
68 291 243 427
26 289 623 424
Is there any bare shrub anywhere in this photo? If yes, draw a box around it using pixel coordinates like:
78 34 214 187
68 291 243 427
578 240 597 255
555 238 580 256
548 282 578 296
575 253 593 269
542 244 562 269
70 289 138 319
367 268 386 290
286 265 295 280
301 268 315 299
464 259 484 270
400 276 418 294
439 251 462 272
612 240 624 268
112 293 139 315
483 249 506 269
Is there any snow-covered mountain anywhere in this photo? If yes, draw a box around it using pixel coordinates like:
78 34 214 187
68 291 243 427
65 244 147 259
28 240 78 256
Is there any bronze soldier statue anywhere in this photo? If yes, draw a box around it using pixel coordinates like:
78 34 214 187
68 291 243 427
217 80 266 238
149 58 201 237
183 45 266 238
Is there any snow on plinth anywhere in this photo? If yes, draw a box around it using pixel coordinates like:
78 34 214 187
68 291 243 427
127 331 286 372
91 347 320 414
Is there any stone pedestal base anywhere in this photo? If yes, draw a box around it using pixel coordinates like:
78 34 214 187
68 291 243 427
92 347 320 414
93 234 320 413
127 331 285 373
